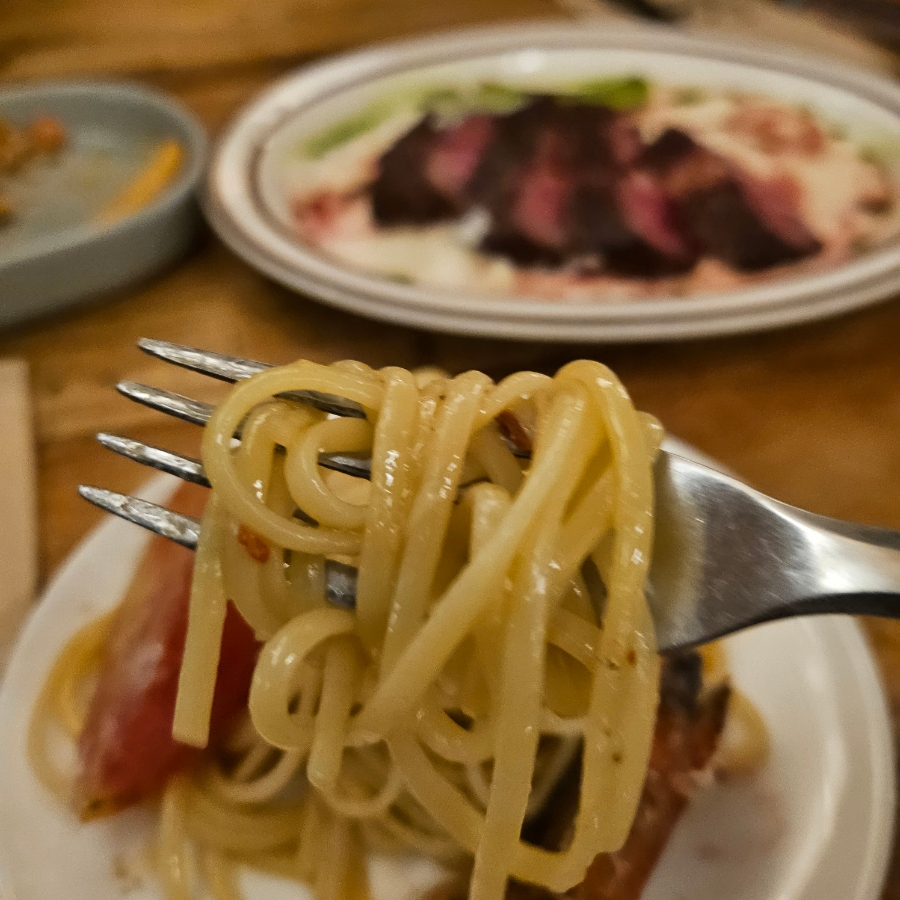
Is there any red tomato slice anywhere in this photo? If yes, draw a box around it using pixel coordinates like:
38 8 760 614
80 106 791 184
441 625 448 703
74 483 260 820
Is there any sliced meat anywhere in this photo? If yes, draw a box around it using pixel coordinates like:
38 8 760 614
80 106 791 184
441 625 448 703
368 105 821 278
371 114 496 225
371 117 459 224
615 172 692 262
467 97 580 207
470 97 689 275
638 128 697 174
681 181 818 272
512 142 572 249
741 174 821 257
426 115 496 201
640 129 734 199
74 483 261 820
476 97 618 256
569 182 694 277
474 116 574 264
641 128 821 271
606 117 643 169
469 97 576 265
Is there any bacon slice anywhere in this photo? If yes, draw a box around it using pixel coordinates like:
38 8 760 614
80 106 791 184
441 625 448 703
74 483 260 820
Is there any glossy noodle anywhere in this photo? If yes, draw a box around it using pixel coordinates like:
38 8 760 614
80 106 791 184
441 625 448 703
34 359 667 900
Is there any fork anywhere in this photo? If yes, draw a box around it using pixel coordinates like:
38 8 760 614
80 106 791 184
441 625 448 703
79 339 900 653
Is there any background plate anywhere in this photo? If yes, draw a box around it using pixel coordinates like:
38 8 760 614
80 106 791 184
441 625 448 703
205 23 900 342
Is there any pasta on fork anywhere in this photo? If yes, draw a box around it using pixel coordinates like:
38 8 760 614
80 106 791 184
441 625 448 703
183 358 658 900
30 357 754 900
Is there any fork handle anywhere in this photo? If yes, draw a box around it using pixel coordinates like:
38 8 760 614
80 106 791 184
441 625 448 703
761 506 900 621
651 454 900 650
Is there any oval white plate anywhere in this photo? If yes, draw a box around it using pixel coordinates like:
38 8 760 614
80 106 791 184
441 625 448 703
0 454 894 899
204 22 900 342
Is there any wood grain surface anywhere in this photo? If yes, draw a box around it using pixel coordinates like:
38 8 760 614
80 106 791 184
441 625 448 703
2 0 900 894
0 358 37 668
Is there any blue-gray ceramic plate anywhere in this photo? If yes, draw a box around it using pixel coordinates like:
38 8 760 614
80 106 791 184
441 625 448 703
0 82 207 328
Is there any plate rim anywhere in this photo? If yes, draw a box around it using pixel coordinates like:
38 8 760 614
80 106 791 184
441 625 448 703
829 615 897 900
204 21 900 341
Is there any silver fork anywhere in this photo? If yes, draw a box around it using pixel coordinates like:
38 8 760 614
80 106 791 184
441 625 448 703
79 339 900 653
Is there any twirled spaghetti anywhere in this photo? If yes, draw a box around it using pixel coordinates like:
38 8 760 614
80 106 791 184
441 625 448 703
32 359 674 900
170 359 661 900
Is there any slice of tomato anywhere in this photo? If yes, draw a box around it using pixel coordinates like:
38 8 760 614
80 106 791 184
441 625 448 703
74 482 260 820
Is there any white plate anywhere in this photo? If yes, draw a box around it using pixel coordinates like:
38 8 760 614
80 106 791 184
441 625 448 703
0 460 895 900
204 22 900 342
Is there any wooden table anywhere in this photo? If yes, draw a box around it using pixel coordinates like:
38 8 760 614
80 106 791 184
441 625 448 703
2 0 900 894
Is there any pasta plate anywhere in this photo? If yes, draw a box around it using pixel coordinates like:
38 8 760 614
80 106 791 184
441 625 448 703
0 441 894 900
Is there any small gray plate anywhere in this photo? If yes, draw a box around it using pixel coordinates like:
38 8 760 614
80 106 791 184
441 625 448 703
0 82 208 328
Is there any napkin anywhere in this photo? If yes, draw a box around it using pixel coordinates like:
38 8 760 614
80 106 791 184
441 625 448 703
0 358 38 670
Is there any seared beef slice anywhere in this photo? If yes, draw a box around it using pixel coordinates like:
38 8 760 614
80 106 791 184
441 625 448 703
642 128 821 271
371 114 494 225
469 97 573 266
371 106 820 277
471 98 693 274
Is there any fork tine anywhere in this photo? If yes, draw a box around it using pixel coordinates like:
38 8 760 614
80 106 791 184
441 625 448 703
325 560 358 610
79 483 358 608
97 433 210 486
78 486 200 549
320 453 372 480
118 381 214 427
98 432 374 483
138 338 270 382
138 339 367 420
